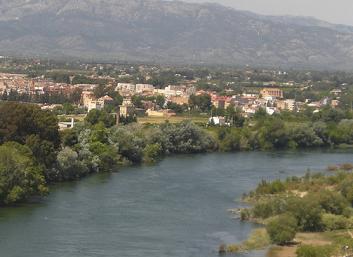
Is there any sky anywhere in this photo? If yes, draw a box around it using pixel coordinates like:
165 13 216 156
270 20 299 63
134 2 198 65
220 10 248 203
185 0 353 26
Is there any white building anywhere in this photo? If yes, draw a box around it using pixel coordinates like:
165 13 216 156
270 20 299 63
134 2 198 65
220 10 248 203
115 83 136 94
136 84 154 93
88 100 104 112
209 116 226 126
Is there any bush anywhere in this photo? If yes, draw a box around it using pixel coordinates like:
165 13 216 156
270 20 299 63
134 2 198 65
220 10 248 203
255 179 286 195
243 228 270 250
287 196 324 232
266 213 298 245
240 208 251 221
340 163 353 171
143 143 163 163
314 190 349 215
322 214 351 231
55 147 89 181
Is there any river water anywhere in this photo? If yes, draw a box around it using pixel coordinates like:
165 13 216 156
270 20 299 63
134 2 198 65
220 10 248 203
0 151 352 257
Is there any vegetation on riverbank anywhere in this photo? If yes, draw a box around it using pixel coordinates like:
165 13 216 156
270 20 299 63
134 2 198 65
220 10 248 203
222 169 353 256
1 101 353 206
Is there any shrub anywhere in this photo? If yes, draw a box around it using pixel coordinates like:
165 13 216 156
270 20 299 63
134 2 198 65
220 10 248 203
143 143 163 163
253 201 275 219
266 213 298 245
322 214 350 231
327 165 338 172
243 228 270 250
240 208 251 221
314 190 349 215
287 196 324 232
340 163 353 171
226 244 240 253
55 147 89 181
255 179 286 195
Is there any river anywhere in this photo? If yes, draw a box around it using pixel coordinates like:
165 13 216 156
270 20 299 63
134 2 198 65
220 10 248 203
0 151 352 257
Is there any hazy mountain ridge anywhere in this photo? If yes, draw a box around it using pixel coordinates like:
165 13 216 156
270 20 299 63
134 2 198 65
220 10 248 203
0 0 353 69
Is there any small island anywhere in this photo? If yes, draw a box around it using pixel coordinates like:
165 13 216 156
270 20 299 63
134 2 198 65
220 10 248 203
222 166 353 257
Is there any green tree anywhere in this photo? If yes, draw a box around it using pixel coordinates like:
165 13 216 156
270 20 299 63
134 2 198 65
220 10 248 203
189 94 212 112
55 147 89 181
0 102 60 148
85 109 115 128
266 213 298 245
0 142 47 205
25 135 57 169
143 143 163 163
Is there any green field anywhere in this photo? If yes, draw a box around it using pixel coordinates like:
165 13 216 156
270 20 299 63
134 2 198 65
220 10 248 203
137 115 208 124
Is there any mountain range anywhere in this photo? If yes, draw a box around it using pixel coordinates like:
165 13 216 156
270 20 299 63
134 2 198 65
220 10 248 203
1 0 353 69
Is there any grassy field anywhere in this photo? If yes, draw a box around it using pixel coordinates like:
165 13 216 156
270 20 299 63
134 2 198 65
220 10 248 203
267 231 353 257
137 115 208 124
58 114 87 122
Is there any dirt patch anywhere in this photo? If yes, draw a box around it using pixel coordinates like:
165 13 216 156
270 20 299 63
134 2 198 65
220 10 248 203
267 245 297 257
267 232 332 257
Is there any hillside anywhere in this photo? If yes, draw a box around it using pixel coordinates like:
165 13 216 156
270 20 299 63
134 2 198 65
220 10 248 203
0 0 353 69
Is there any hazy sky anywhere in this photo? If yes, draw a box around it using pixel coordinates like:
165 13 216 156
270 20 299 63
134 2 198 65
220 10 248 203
185 0 353 26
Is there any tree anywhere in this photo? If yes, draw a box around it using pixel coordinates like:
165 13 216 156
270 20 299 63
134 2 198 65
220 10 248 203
160 121 216 154
257 118 290 149
25 135 57 169
0 142 47 205
0 102 60 148
189 94 212 112
55 147 89 181
266 213 298 245
287 196 323 232
156 95 166 107
85 109 115 128
226 105 245 127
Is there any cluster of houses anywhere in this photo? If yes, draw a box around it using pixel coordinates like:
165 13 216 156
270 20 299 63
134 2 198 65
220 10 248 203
209 87 341 118
0 72 96 97
207 88 295 117
0 72 343 126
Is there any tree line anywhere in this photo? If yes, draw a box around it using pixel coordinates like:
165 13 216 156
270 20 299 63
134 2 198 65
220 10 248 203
1 102 353 206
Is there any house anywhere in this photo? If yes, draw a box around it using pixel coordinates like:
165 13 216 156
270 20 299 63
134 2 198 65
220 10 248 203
260 88 284 99
209 116 226 126
136 84 154 93
58 118 75 130
277 99 297 112
88 100 104 112
331 100 340 108
146 109 176 117
169 96 189 105
119 98 135 118
98 95 114 106
330 89 342 96
115 83 136 95
212 96 226 109
81 91 95 108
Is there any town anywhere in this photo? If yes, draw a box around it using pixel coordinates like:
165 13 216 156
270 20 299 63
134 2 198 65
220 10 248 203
0 58 351 128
